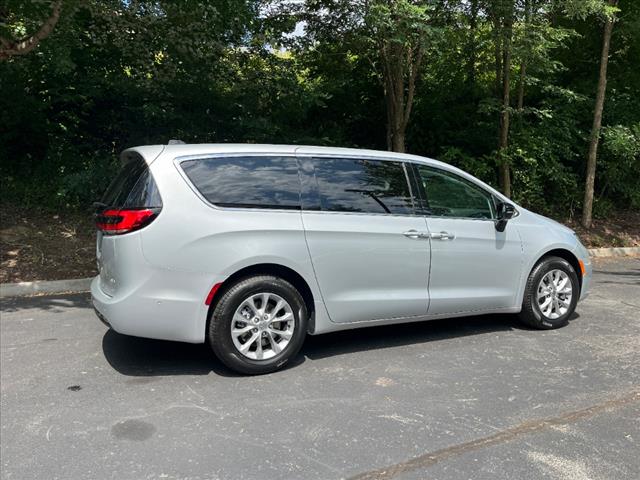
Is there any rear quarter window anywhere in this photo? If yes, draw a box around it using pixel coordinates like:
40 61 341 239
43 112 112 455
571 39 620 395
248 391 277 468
180 156 301 210
101 155 162 208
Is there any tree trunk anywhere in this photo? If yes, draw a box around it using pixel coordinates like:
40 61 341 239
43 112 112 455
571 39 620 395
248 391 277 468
517 63 526 111
392 130 406 153
517 0 530 112
0 1 63 61
492 10 503 96
498 0 514 197
380 40 423 153
582 0 618 228
467 0 479 86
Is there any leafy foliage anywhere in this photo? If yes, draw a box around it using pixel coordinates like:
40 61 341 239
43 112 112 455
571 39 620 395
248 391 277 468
0 0 638 220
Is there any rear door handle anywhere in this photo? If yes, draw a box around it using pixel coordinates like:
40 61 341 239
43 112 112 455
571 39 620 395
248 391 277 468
403 229 429 239
430 231 455 240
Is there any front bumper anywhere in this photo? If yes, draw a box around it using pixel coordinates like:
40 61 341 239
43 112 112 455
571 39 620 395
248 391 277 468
574 241 592 301
580 259 593 301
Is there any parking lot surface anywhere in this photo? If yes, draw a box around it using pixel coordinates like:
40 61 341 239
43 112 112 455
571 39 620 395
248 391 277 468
1 257 639 480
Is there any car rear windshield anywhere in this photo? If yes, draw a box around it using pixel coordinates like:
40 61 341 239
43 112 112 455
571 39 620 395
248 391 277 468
180 156 301 209
101 155 162 208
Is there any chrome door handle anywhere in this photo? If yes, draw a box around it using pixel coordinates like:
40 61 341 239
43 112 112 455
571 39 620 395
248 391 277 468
403 229 429 239
430 231 455 240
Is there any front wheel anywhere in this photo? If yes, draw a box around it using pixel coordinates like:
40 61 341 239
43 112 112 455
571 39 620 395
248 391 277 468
208 275 308 374
518 256 580 329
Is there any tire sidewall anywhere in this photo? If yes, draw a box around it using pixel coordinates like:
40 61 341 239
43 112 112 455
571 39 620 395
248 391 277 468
529 258 579 328
209 276 307 374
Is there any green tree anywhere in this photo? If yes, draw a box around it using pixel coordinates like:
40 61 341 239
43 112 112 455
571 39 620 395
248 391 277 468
576 0 620 228
0 0 63 60
278 0 443 153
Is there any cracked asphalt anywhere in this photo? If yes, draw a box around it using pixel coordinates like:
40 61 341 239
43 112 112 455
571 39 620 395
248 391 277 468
1 257 639 480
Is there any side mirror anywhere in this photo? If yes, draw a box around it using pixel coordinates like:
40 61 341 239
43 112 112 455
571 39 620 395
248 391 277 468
495 202 516 232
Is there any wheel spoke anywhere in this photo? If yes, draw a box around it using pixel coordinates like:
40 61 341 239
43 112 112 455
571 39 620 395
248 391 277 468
233 312 251 324
270 327 292 340
272 299 285 315
557 276 569 291
259 293 270 314
255 337 264 359
239 332 259 353
540 297 552 311
267 331 281 354
232 324 253 336
270 311 293 324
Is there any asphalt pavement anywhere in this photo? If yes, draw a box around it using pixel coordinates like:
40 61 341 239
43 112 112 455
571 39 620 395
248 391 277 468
1 257 639 480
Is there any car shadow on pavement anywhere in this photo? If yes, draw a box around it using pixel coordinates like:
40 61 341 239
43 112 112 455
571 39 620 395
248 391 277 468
101 330 241 377
303 314 528 361
102 313 553 377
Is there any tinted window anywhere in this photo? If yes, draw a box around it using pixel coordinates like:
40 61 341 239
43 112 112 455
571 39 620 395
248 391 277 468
101 156 162 208
310 158 414 215
415 165 495 219
181 156 301 209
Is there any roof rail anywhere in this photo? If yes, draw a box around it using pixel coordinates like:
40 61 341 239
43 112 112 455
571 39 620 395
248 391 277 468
168 139 185 145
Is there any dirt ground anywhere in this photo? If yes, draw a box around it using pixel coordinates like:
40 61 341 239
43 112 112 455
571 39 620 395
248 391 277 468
1 204 639 283
563 210 640 248
0 205 97 283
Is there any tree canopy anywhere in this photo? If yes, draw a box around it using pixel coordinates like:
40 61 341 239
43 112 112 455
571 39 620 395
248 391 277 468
1 0 638 222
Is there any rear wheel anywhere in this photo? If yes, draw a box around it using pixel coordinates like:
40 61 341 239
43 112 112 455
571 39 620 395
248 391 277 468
518 256 579 329
208 275 308 374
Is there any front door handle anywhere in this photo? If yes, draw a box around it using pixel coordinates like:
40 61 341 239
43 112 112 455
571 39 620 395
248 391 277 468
430 231 455 240
403 229 429 239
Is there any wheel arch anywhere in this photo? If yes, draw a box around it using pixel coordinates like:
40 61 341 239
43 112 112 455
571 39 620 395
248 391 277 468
206 263 316 334
532 248 583 293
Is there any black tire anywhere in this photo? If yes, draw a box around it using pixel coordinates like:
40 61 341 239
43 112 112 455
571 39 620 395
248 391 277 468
518 256 580 329
208 275 308 375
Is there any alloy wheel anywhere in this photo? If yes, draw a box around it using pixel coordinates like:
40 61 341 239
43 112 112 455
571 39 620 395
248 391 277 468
230 292 295 360
537 269 573 320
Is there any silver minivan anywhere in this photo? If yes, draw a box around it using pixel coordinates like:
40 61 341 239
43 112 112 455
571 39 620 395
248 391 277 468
92 144 592 374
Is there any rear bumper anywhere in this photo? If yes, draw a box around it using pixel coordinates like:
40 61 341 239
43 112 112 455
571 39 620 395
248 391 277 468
91 272 215 344
93 305 111 328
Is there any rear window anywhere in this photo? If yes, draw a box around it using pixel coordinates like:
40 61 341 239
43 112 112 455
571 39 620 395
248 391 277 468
180 156 301 210
309 158 415 215
101 156 162 208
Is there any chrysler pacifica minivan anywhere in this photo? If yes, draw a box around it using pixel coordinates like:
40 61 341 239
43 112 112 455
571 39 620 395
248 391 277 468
92 144 592 374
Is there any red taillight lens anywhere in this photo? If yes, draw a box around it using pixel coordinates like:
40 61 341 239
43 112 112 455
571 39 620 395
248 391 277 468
96 208 158 235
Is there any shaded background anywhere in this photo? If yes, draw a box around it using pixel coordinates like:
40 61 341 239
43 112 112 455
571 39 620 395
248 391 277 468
1 0 638 217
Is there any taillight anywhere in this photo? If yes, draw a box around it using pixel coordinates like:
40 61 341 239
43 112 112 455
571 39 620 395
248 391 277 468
95 208 159 235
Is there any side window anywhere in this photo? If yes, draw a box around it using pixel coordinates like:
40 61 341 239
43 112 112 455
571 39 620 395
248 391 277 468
309 158 414 215
101 155 162 208
180 156 301 209
415 165 495 219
